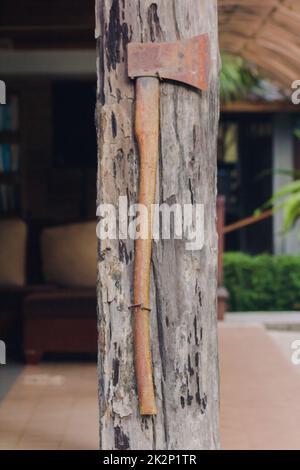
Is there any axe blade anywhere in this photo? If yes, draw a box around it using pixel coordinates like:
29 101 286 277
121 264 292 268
128 34 210 91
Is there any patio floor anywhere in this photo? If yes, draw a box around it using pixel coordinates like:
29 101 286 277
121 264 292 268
219 324 300 450
0 362 99 450
0 322 299 449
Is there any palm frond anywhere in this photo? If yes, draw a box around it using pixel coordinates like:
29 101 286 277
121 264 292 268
261 179 300 211
220 53 261 103
282 192 300 233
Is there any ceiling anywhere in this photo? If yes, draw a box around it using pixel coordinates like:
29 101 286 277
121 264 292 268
0 0 94 49
0 1 299 88
219 0 300 88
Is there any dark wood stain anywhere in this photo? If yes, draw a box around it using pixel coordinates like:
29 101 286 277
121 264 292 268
116 148 124 161
111 111 117 138
195 373 207 413
114 425 130 449
106 0 130 71
106 0 121 71
188 354 194 376
153 264 167 381
199 291 202 306
112 357 120 386
200 393 207 414
97 3 105 105
188 178 194 204
147 3 164 42
193 316 199 346
119 240 129 264
187 392 193 406
196 372 201 405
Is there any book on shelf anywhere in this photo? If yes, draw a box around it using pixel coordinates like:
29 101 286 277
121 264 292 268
0 183 19 213
0 96 19 132
0 144 20 173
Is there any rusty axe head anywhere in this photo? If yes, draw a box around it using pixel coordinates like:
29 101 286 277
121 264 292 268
128 34 210 91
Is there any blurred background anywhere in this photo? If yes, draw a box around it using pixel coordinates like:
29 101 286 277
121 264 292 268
0 0 300 450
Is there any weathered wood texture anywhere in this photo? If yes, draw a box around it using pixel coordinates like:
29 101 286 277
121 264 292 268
95 0 220 450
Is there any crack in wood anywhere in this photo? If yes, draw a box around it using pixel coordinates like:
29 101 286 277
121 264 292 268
172 0 181 40
147 3 164 42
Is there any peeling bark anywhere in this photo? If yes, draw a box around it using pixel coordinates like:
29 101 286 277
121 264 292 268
96 0 220 450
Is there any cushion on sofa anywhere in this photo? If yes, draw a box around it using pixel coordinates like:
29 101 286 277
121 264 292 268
0 218 27 287
41 221 97 288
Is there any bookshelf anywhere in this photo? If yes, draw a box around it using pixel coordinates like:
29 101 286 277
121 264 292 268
0 131 20 142
0 93 21 217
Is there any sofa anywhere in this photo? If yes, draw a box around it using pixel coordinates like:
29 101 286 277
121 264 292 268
0 219 48 357
0 218 97 363
23 221 98 364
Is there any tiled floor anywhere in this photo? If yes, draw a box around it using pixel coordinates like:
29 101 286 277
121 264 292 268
0 361 23 402
219 325 300 450
268 330 300 373
0 326 300 449
0 362 98 450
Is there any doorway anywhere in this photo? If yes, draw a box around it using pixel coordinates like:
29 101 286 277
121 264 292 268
218 113 273 254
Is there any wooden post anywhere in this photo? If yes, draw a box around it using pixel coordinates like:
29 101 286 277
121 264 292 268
96 0 220 449
217 196 225 286
217 195 229 321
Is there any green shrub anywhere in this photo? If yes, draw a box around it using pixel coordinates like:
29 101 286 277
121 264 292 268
223 252 300 311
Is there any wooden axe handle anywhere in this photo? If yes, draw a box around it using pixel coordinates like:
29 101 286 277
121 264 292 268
133 77 159 415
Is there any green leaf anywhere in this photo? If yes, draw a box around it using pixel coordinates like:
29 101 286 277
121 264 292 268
294 129 300 140
282 192 300 233
264 179 300 208
220 53 261 103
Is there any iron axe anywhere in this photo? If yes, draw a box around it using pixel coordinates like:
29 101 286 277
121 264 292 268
127 34 210 415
